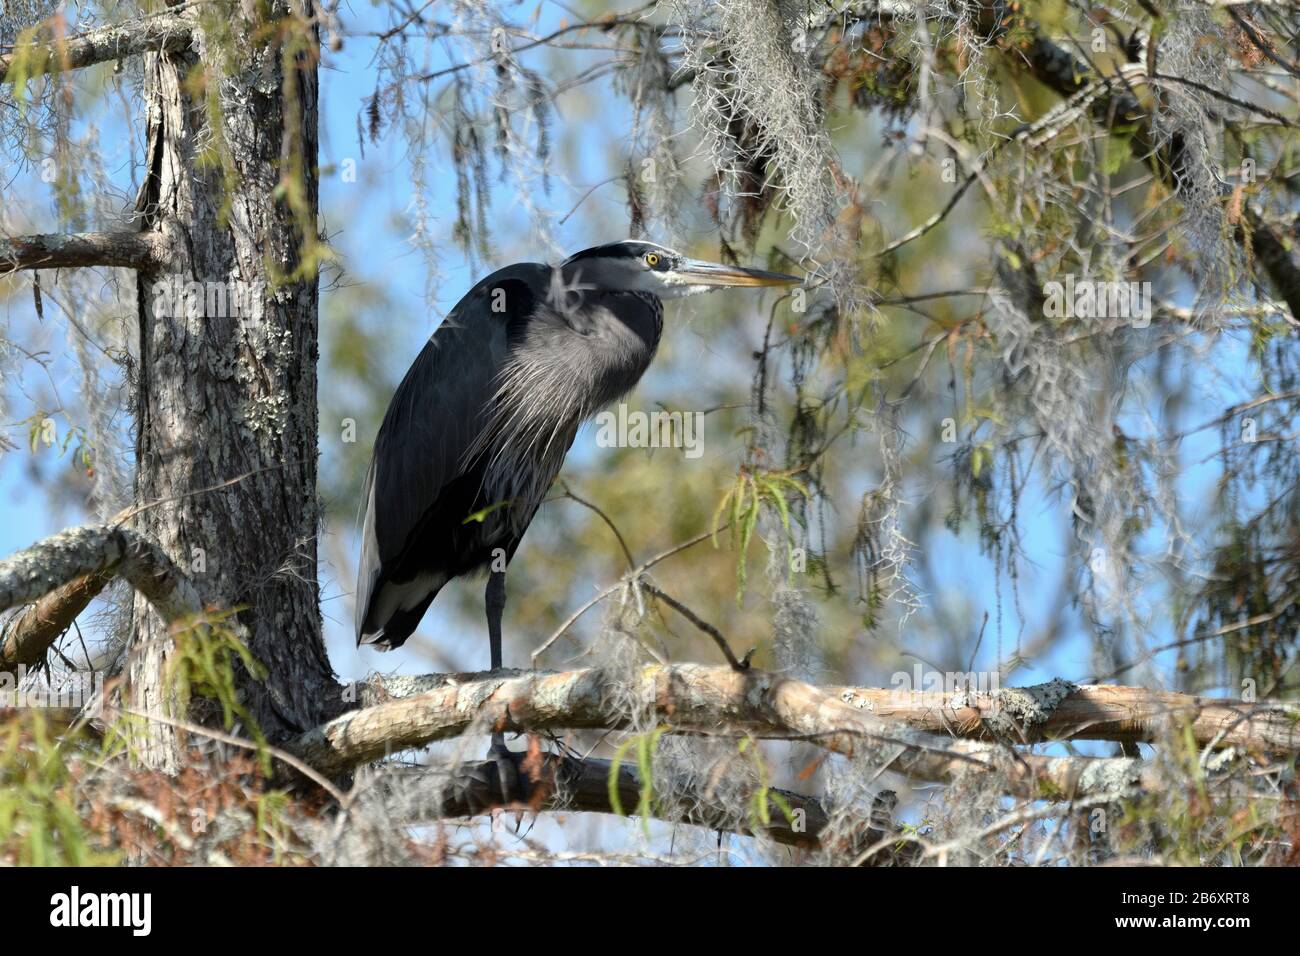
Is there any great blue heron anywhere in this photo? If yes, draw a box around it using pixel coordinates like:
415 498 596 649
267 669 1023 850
355 240 799 672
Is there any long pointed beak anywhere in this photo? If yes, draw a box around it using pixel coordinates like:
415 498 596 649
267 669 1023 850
677 258 802 288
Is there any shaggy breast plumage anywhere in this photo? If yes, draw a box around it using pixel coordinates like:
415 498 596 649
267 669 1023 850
469 285 663 533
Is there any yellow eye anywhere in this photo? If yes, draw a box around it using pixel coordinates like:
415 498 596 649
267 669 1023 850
644 253 659 267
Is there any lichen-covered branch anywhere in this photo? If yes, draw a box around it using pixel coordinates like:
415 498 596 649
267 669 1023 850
0 523 214 771
0 231 172 274
290 665 1278 799
0 523 202 630
832 678 1299 755
337 668 1297 760
0 12 193 83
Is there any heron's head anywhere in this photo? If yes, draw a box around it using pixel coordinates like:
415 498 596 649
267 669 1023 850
561 240 801 299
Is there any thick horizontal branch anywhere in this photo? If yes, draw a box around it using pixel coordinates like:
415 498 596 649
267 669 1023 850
832 679 1299 754
0 231 171 274
341 669 1298 757
0 13 193 83
381 754 873 855
0 523 202 666
291 666 1199 799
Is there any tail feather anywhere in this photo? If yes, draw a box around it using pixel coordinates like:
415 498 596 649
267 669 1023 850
356 579 441 650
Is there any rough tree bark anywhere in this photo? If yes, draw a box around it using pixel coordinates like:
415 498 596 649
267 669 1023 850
126 3 335 767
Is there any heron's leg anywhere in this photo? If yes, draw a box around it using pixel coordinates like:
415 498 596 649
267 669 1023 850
485 568 507 670
483 569 530 806
485 569 508 751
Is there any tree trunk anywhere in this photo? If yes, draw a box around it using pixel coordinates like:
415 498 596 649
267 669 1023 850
127 2 335 768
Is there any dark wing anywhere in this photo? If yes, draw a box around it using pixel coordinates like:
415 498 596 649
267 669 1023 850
355 262 547 646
